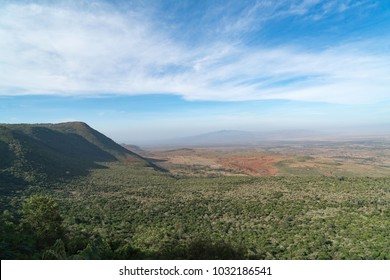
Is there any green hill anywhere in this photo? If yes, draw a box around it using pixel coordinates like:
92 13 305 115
0 122 153 185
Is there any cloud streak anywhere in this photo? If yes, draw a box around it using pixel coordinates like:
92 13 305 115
0 0 389 104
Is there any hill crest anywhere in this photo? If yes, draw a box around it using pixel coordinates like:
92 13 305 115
0 122 154 184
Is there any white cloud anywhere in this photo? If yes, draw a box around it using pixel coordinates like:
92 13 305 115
0 1 389 104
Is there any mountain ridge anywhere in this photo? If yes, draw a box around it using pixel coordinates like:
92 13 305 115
0 122 156 185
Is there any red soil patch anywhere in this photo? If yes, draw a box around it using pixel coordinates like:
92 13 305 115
218 154 287 176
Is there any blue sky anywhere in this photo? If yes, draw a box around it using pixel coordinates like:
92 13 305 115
0 0 390 143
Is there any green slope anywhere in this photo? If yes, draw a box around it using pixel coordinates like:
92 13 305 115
0 122 153 185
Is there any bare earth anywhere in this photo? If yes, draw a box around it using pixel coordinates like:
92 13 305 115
129 140 390 177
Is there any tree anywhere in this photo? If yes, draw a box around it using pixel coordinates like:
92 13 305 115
20 194 64 248
0 210 34 259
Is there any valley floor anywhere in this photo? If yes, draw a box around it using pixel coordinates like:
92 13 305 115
139 140 390 177
3 161 388 259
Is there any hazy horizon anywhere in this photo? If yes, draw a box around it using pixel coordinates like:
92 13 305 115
1 0 389 143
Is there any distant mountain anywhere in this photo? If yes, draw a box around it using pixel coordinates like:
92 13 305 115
0 122 154 185
175 130 257 146
155 129 324 147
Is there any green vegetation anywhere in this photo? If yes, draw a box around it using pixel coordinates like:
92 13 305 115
20 194 64 248
1 123 389 259
1 162 389 259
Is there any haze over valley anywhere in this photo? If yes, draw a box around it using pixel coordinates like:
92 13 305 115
1 0 390 261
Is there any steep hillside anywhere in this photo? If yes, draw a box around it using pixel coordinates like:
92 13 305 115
0 122 152 185
122 144 147 156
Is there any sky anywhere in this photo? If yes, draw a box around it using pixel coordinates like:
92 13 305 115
0 0 389 143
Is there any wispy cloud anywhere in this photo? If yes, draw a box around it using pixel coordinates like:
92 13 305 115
0 0 388 104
